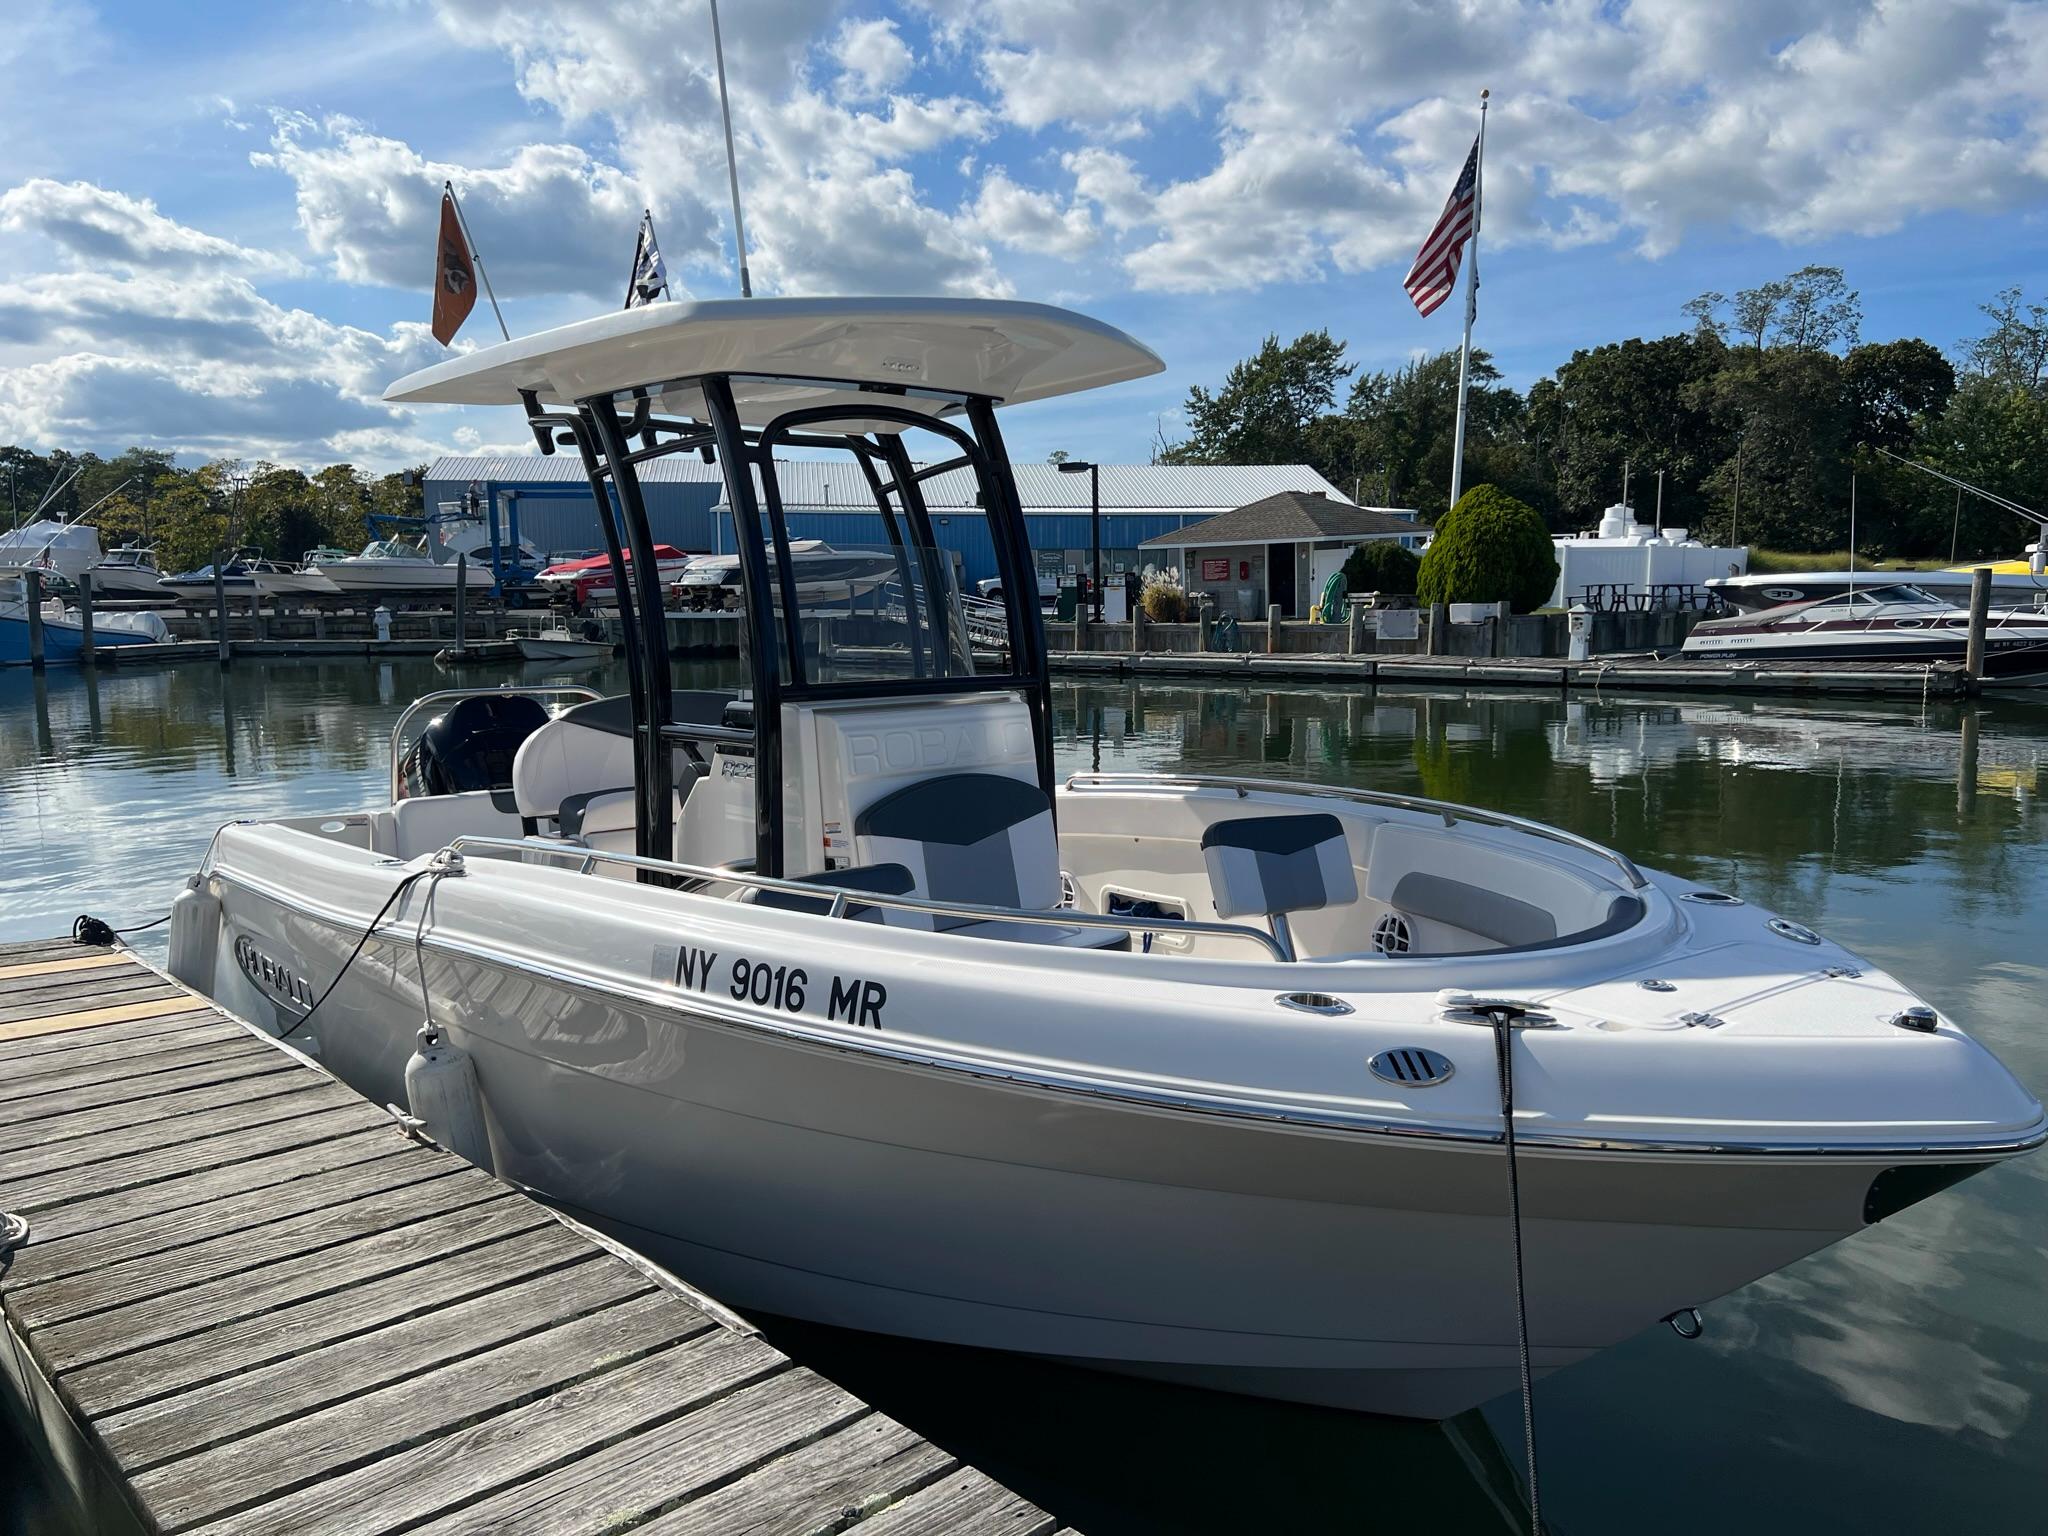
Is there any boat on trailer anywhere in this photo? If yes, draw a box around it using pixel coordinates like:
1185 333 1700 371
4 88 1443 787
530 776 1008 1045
168 297 2044 1419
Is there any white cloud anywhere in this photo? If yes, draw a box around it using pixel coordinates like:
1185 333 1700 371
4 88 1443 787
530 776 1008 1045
833 16 914 97
945 0 2048 288
0 180 298 276
965 170 1095 258
254 116 690 300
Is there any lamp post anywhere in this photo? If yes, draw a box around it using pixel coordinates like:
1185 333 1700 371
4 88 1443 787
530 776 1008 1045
1058 459 1101 620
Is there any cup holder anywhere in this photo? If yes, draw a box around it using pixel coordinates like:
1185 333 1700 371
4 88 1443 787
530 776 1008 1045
1276 991 1354 1016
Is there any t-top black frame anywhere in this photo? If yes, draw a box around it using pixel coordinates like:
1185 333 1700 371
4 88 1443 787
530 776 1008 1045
519 373 1055 879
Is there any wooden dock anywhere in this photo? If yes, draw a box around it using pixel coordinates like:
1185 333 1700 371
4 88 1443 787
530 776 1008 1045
1051 649 1975 698
0 935 1067 1536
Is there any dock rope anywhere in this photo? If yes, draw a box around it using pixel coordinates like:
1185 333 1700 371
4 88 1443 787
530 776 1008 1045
1489 1006 1545 1536
71 911 170 946
277 866 436 1039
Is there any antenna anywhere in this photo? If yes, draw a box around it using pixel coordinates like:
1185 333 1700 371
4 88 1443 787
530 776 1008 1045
708 0 753 298
1870 444 2044 529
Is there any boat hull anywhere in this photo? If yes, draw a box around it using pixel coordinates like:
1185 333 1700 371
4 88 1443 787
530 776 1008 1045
196 872 1948 1419
1 605 168 663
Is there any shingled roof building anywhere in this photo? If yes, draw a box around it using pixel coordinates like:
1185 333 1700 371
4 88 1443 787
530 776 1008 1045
1139 491 1422 619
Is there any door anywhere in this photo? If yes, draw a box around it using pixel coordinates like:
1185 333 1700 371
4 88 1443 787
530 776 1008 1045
1267 542 1296 617
1311 545 1349 613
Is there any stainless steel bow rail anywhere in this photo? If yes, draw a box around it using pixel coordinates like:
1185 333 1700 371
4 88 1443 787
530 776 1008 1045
443 835 1292 959
1064 770 1650 891
0 933 1067 1535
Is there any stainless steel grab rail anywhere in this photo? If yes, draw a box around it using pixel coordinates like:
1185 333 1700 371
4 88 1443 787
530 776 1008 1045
389 686 602 798
1063 770 1649 890
442 834 1289 959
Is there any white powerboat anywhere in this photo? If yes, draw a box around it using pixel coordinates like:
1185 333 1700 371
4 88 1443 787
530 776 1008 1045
1 574 169 663
168 297 2044 1420
317 530 542 593
512 622 613 662
88 544 176 602
673 540 897 610
1682 582 2048 686
1710 551 2048 613
0 517 102 585
157 552 339 600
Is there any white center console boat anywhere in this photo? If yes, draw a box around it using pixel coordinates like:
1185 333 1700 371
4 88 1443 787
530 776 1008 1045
167 298 2044 1419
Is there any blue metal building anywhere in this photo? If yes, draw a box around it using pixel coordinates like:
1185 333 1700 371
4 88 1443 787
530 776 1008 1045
423 456 1362 590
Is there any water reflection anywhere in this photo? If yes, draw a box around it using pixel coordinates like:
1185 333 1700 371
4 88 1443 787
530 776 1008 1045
2 662 2045 1534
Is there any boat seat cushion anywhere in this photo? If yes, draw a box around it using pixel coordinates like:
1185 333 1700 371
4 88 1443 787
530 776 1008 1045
749 862 917 923
853 772 1060 912
513 714 639 822
1200 813 1359 920
1387 871 1556 947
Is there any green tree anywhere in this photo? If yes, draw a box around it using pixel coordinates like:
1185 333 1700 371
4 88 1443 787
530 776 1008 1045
1526 332 1727 531
1340 539 1420 595
1414 484 1559 612
1696 347 1853 549
150 474 228 574
1158 331 1353 467
1960 287 2047 393
1843 339 1954 451
1340 348 1546 523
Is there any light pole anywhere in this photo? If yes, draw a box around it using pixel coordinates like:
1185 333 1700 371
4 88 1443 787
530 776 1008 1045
1058 459 1101 620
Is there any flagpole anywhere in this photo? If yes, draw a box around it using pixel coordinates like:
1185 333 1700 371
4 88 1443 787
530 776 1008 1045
444 180 511 341
624 215 646 310
645 209 670 301
708 0 753 298
1447 88 1488 511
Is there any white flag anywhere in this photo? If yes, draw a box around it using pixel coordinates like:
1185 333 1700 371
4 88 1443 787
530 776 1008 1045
625 211 669 309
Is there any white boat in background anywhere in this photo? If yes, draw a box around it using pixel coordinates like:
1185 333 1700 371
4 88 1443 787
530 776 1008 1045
512 620 613 662
88 544 176 602
673 540 896 610
1682 582 2048 686
1710 547 2048 613
171 296 2044 1421
0 517 102 585
318 531 541 593
157 553 339 600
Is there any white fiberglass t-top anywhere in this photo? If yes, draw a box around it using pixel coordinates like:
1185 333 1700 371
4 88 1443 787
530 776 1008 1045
172 297 2044 1421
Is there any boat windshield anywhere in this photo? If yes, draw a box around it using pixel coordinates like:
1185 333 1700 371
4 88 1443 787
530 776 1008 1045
767 535 984 685
1857 583 1939 605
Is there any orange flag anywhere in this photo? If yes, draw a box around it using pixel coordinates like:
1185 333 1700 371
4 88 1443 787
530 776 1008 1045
432 188 477 346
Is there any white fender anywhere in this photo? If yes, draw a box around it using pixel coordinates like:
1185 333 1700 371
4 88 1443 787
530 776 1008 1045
166 876 220 990
403 1024 492 1169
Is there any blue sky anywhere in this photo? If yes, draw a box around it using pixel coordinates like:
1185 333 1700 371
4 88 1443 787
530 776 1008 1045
1 0 2044 471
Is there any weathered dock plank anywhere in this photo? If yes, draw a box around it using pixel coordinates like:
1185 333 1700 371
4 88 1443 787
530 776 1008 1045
0 938 1069 1536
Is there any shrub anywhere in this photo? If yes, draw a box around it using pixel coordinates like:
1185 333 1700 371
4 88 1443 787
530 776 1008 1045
1141 577 1190 623
1414 484 1560 613
1341 539 1420 596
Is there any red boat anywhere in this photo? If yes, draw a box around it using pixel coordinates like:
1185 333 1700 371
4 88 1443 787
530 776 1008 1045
535 544 698 606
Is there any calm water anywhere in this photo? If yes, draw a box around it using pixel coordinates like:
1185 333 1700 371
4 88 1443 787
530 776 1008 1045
3 659 2046 1533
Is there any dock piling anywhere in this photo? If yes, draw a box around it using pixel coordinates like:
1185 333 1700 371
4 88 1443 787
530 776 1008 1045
211 554 230 667
75 573 94 665
25 569 45 669
1964 566 1991 682
453 553 469 657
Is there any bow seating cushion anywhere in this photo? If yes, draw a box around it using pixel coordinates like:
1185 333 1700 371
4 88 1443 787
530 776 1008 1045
853 772 1061 912
1200 812 1359 920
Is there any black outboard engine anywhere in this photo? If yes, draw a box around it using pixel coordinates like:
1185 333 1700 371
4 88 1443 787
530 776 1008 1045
397 694 549 799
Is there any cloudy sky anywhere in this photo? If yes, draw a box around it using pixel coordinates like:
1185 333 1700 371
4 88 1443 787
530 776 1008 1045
2 0 2044 473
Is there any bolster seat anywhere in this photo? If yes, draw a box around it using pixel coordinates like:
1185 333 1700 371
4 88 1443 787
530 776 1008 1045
1200 812 1359 960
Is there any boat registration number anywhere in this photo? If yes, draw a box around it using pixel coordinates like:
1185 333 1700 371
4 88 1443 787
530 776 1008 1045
662 945 887 1030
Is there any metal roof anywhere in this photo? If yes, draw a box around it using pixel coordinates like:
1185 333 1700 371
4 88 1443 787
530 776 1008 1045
428 456 1347 513
1139 491 1422 547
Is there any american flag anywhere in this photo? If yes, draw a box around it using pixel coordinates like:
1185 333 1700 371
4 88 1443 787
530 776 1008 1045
1403 136 1480 318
